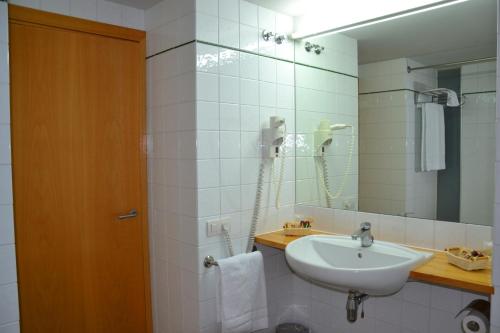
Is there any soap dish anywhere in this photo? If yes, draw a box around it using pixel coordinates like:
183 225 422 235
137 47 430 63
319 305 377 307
444 247 490 271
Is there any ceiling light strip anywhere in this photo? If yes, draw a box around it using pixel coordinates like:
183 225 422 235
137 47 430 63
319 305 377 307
291 0 469 39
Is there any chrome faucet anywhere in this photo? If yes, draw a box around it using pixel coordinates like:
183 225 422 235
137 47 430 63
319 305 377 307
351 222 374 247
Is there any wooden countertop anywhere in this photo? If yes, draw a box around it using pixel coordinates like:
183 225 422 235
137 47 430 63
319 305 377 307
255 230 494 295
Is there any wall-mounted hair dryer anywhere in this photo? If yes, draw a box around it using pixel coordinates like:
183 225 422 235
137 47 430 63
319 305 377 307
246 116 287 253
314 119 353 156
263 116 286 158
314 119 355 208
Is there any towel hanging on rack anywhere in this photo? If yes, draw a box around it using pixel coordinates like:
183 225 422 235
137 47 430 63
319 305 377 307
418 88 460 107
420 103 446 172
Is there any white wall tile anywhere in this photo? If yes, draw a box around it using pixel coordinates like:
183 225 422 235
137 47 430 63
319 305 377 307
197 188 220 217
0 84 10 124
197 72 219 102
0 6 7 45
401 282 431 306
197 101 219 130
0 166 12 205
41 0 70 15
219 0 238 21
240 105 259 131
219 75 239 104
434 220 466 250
405 217 434 248
257 6 274 30
259 57 276 83
220 131 240 158
219 19 239 48
0 283 19 325
219 103 240 131
430 285 463 314
221 186 241 214
0 245 17 285
240 79 258 106
8 0 41 9
220 158 240 186
70 0 97 20
277 61 294 86
197 131 219 159
378 215 406 243
96 0 122 25
197 43 219 73
196 0 218 16
259 81 276 107
0 43 8 85
331 209 355 235
196 13 218 43
0 206 14 246
197 159 220 189
219 48 239 77
240 0 257 27
465 224 492 249
240 52 258 80
239 24 258 52
122 6 145 29
0 125 11 165
277 85 294 109
0 322 20 333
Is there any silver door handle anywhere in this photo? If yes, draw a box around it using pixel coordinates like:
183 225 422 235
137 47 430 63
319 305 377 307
117 209 137 220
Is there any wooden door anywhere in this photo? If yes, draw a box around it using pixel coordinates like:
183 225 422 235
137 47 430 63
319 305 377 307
9 5 151 333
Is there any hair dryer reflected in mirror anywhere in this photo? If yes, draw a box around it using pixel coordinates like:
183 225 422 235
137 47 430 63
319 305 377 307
313 119 355 208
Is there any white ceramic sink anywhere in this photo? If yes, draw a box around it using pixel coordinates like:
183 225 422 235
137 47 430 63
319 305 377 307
285 235 433 295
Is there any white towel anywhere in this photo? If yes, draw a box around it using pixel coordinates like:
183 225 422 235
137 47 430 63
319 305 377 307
217 252 268 333
420 103 446 172
420 88 460 106
445 90 460 107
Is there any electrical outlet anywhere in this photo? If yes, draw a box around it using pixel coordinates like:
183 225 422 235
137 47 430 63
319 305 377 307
206 218 230 237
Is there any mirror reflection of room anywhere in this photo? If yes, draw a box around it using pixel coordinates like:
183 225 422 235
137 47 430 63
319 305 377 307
295 0 497 226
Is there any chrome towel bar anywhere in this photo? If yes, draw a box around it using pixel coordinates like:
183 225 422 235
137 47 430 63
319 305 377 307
204 255 218 268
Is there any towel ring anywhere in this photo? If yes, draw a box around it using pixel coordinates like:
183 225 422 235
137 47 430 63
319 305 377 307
204 255 218 268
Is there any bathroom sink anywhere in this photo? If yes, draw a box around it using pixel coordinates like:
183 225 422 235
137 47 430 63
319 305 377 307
285 235 433 295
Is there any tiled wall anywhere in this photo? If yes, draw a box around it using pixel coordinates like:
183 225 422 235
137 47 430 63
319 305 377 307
194 1 298 331
146 0 298 331
358 58 438 219
0 3 18 333
146 41 200 332
145 0 194 57
295 63 359 209
9 0 145 29
461 62 496 226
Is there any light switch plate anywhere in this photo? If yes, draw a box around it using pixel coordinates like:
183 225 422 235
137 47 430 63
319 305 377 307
207 217 231 237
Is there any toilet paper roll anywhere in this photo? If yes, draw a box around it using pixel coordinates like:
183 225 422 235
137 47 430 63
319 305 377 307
462 309 489 333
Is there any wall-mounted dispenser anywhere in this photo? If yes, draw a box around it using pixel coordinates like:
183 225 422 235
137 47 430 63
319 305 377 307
263 116 286 158
314 119 355 208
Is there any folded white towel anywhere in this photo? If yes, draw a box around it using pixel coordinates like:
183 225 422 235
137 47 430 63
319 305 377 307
420 88 460 106
445 90 460 107
217 252 268 333
421 103 446 172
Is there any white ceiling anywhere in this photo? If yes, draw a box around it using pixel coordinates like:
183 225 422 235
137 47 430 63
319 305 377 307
343 0 497 65
250 0 496 66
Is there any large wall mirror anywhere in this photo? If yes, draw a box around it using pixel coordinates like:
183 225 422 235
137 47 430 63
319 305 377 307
293 0 497 226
